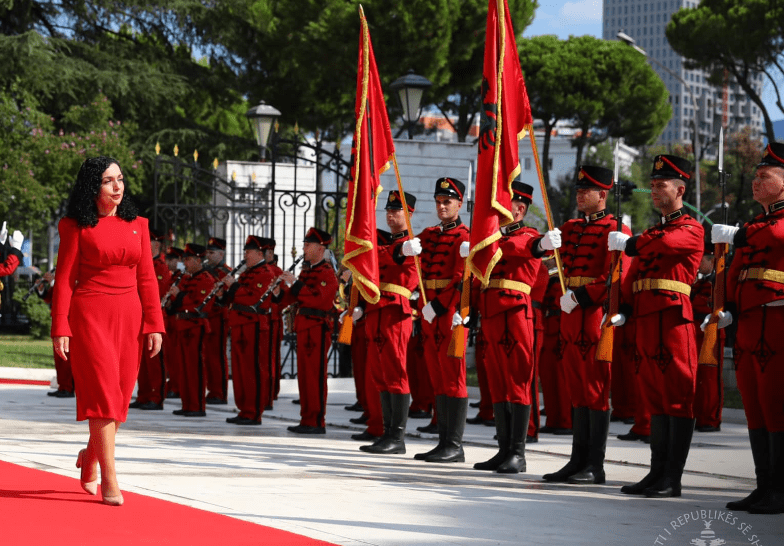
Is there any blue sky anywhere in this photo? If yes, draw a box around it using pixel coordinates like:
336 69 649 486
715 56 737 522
521 0 784 123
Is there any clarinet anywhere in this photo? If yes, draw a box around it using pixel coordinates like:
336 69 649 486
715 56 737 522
23 267 56 302
161 270 185 308
194 260 247 313
252 255 304 309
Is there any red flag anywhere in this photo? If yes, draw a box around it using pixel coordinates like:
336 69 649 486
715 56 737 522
468 0 533 286
342 6 395 305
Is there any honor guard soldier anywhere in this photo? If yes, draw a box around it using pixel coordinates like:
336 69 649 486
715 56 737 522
607 154 704 498
691 242 723 433
354 191 420 455
0 224 24 277
543 166 631 485
274 227 339 434
130 228 170 410
165 243 215 417
35 270 75 398
203 237 232 405
220 235 275 425
473 182 561 473
162 247 185 398
711 142 784 514
406 177 470 463
260 238 284 408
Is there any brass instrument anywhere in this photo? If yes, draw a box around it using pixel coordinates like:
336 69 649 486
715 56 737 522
161 270 185 308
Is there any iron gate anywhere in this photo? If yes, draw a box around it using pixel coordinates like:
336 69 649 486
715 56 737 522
152 137 351 377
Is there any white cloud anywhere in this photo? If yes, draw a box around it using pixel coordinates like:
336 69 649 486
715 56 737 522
558 0 603 24
523 1 603 38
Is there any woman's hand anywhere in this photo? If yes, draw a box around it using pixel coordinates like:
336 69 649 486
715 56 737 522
147 333 163 358
53 336 70 361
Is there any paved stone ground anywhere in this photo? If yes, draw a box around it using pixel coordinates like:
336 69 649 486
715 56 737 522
1 367 782 545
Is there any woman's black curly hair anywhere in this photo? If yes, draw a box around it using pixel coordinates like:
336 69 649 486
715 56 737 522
65 156 138 227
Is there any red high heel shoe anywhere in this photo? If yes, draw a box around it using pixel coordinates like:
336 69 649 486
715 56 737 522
76 449 98 495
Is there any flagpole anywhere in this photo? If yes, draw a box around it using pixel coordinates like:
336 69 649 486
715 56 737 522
528 126 566 294
391 155 428 306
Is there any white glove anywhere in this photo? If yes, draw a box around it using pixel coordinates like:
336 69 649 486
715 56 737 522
352 306 363 322
539 229 562 251
422 303 436 323
700 310 732 331
602 313 626 327
459 241 470 258
0 222 7 245
711 224 739 245
559 290 579 314
608 231 630 252
10 230 23 251
451 311 468 329
176 262 186 272
401 237 422 256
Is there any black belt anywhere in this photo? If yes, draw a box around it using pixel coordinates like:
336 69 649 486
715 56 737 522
545 308 561 318
230 304 271 316
531 301 542 310
298 307 330 319
176 311 207 320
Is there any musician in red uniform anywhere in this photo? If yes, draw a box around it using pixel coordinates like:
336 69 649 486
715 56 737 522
35 270 75 398
275 227 339 434
538 260 571 434
163 247 184 398
130 228 170 410
262 239 284 407
165 243 215 417
355 191 420 455
544 165 632 485
608 154 704 498
711 142 784 514
203 237 232 405
220 235 275 425
407 177 470 463
473 181 561 473
691 243 723 433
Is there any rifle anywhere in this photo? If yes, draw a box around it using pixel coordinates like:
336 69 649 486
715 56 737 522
596 142 623 362
22 267 55 301
246 255 304 312
447 261 471 358
699 127 729 366
194 260 247 313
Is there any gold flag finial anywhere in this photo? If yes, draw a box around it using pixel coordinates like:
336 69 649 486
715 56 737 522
155 142 161 155
251 172 257 182
193 150 199 163
213 158 219 170
173 144 179 157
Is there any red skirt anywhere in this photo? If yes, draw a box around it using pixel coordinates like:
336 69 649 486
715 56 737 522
69 288 143 422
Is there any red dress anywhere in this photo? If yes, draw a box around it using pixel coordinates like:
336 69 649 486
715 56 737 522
51 216 165 422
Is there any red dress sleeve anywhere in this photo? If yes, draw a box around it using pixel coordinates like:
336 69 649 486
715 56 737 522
135 218 166 334
51 218 80 338
0 250 22 277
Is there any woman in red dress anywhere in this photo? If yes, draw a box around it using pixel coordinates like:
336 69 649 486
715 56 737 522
51 156 165 506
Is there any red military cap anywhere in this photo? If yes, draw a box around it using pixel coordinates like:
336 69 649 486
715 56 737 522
577 165 614 190
650 154 692 183
207 237 226 251
511 180 534 204
434 177 465 200
183 243 206 258
166 247 184 259
385 190 417 212
303 227 332 246
244 235 266 251
758 142 784 169
150 227 166 242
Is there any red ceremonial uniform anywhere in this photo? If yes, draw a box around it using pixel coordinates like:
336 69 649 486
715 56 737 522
407 313 433 415
136 251 170 406
477 221 541 405
691 274 724 429
417 220 470 398
51 216 165 422
0 247 22 276
41 283 75 394
539 271 571 430
170 268 215 413
528 261 550 438
622 210 704 418
559 211 631 412
277 260 338 428
204 262 232 402
610 316 638 421
727 204 784 432
268 262 284 404
226 263 276 423
163 270 184 397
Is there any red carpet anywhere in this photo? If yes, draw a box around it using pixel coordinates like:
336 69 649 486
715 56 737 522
0 460 338 545
0 378 50 386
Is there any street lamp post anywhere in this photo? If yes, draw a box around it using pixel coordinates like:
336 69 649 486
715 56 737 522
245 101 282 161
617 31 701 220
389 69 432 139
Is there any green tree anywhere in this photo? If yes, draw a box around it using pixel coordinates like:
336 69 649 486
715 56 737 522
667 0 784 142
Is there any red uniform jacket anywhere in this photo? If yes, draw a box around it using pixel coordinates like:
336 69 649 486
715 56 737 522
365 230 419 316
225 262 276 328
417 219 470 316
478 223 543 320
153 253 171 298
691 274 713 325
727 204 784 313
0 247 23 277
169 268 215 332
622 210 704 321
277 260 338 331
560 211 631 309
